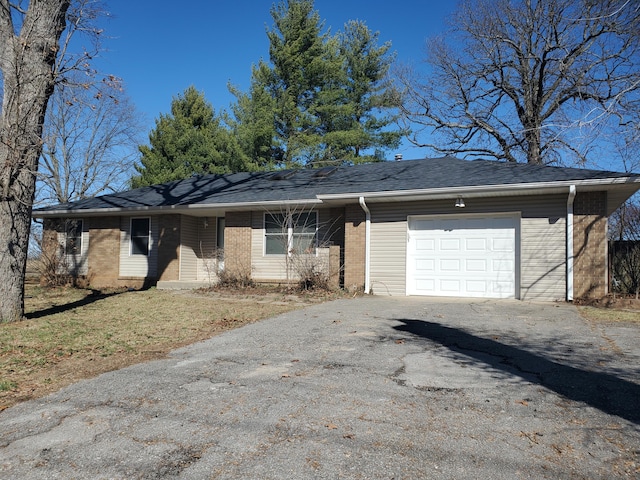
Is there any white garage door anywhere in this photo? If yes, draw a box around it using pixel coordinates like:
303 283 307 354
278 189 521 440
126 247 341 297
407 216 517 298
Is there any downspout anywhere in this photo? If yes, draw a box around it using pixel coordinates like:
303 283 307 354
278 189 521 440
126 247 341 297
359 196 371 294
567 185 576 301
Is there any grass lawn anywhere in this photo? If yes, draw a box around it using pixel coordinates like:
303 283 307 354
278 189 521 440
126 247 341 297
0 285 326 410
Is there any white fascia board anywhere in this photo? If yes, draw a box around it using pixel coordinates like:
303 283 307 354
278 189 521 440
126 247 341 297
316 177 640 203
32 198 322 218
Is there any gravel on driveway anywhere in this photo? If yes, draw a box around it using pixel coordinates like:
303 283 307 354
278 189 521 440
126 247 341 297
1 296 639 479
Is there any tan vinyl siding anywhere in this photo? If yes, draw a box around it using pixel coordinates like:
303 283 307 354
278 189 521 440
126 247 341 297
180 215 198 281
520 217 566 301
178 216 219 282
119 216 158 278
517 195 566 301
367 195 568 300
196 219 218 281
252 210 290 281
370 218 407 296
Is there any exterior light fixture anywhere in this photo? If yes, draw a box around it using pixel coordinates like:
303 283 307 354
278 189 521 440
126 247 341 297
455 197 465 208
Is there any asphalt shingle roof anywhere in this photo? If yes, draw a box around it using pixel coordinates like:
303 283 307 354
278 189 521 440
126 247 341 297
33 157 639 213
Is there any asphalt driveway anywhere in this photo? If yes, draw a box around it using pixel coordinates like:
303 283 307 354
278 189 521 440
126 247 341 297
1 296 639 479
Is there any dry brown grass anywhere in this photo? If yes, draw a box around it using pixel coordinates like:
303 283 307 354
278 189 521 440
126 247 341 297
0 285 326 410
576 295 640 324
578 306 640 323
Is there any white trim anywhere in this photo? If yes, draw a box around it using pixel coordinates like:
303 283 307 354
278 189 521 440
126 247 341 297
359 197 371 294
318 177 640 202
177 215 183 281
566 185 576 301
604 217 609 295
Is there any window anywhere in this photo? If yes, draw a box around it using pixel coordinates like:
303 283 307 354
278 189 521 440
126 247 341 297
64 219 83 255
130 218 150 256
265 212 317 255
217 217 225 249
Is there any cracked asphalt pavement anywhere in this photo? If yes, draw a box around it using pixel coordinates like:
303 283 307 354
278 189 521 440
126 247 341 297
1 296 639 479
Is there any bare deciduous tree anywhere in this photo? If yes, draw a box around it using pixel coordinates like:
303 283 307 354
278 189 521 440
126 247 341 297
397 0 640 165
609 201 640 297
0 0 105 322
38 73 141 205
265 205 341 290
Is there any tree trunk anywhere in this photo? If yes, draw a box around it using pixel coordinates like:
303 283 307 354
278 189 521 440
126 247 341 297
525 122 542 165
0 194 34 322
0 0 70 322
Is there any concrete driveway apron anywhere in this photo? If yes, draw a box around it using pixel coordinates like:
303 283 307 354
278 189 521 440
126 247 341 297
1 296 639 479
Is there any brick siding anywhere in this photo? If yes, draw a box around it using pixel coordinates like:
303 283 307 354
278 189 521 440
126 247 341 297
343 203 366 291
573 191 607 299
86 217 121 288
224 211 252 277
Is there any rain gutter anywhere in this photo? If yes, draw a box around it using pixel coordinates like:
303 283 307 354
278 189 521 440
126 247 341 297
359 196 371 294
567 185 577 301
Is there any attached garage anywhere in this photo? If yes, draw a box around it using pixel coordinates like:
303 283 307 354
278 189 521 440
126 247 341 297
406 215 518 299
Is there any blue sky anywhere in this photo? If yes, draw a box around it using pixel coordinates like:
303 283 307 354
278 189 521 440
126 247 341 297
96 1 458 159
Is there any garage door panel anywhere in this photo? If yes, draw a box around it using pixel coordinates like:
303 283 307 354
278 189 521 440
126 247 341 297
440 279 462 292
467 259 487 272
440 238 460 250
416 259 435 272
466 238 487 250
492 237 514 252
408 216 517 299
416 238 435 251
416 278 435 292
493 259 514 271
440 259 461 271
466 280 488 293
494 280 514 292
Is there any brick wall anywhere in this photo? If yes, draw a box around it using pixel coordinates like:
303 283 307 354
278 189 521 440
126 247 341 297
343 203 366 291
573 191 607 299
224 211 252 278
87 217 120 288
156 215 181 281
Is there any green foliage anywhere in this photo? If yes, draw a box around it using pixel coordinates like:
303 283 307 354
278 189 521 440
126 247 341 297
266 0 329 167
131 86 255 188
336 20 404 162
229 0 404 168
227 67 278 170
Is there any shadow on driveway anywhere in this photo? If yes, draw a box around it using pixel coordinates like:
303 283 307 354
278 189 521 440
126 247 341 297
394 319 640 425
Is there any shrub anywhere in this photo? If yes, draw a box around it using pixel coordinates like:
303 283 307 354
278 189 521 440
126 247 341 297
216 268 255 289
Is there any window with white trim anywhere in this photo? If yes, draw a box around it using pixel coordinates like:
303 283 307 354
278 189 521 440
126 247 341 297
265 212 317 255
130 217 150 256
